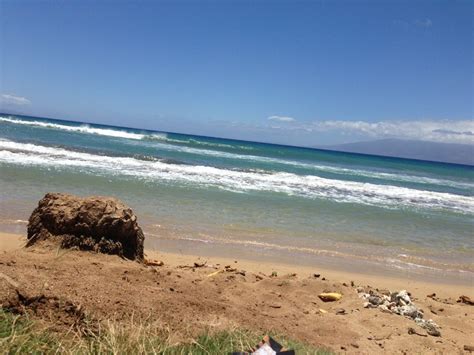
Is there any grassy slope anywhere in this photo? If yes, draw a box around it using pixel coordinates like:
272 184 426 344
0 310 330 354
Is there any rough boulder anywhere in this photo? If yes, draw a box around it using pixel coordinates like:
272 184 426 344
27 193 145 261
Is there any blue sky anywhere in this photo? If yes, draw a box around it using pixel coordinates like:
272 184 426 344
1 0 472 146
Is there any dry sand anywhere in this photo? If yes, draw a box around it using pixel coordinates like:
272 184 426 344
1 232 473 353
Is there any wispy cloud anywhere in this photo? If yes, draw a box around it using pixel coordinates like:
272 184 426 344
1 93 31 106
414 18 433 28
265 119 474 144
268 115 295 122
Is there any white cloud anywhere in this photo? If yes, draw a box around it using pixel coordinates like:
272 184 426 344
1 93 31 106
266 119 474 144
268 115 295 122
314 120 473 143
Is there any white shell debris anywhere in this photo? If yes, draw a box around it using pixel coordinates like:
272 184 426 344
359 289 441 337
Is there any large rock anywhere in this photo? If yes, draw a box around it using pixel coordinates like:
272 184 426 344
27 193 144 261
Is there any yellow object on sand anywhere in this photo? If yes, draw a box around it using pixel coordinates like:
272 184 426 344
145 259 164 267
207 269 225 277
318 292 342 302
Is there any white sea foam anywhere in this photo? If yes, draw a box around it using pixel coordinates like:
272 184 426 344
139 140 474 190
2 115 472 190
0 116 252 150
145 131 254 150
1 140 473 214
0 116 145 140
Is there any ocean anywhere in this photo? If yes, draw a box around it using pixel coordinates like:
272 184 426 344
0 114 473 283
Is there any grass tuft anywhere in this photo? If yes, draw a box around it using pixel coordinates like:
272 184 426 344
0 309 331 354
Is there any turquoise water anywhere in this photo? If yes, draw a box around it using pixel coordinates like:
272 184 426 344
0 114 473 279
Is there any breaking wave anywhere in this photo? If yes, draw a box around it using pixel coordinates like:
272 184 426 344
0 116 474 195
0 116 254 151
137 140 474 191
0 116 145 140
1 139 473 214
2 116 472 191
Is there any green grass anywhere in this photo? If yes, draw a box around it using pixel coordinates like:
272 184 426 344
0 309 331 354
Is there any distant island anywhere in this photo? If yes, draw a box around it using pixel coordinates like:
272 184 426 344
319 138 474 166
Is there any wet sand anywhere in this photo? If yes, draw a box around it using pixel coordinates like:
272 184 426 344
0 232 25 251
2 232 473 299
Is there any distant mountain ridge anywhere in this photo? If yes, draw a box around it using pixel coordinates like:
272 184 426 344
320 139 474 166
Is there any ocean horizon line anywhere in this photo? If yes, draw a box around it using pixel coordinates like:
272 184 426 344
2 111 472 168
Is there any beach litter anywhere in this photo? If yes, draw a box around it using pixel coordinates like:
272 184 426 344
318 292 342 302
231 335 295 355
359 289 441 337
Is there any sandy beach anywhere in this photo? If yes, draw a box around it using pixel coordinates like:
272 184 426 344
2 232 472 297
1 231 473 353
2 1 472 353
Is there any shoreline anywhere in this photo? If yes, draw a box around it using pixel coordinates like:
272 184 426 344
2 232 472 296
146 232 474 287
2 217 473 284
147 250 474 299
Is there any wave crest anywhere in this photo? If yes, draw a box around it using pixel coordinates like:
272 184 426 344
1 139 473 215
0 116 145 140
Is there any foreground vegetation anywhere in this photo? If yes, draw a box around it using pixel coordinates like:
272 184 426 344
0 310 330 354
